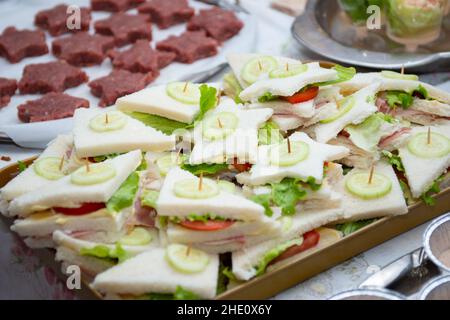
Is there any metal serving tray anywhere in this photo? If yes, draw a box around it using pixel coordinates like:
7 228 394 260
1 158 449 299
292 0 450 72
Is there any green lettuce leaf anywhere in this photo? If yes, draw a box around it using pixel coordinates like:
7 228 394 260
382 150 405 172
92 153 121 163
271 178 307 216
415 85 430 100
185 213 226 222
193 84 218 124
399 179 415 206
254 238 303 276
345 113 389 153
222 266 238 282
315 65 356 87
258 121 284 145
335 219 376 236
258 92 278 103
223 73 243 104
127 112 188 135
303 176 322 191
18 161 27 172
141 189 159 209
385 91 413 109
181 163 228 175
146 286 199 300
251 194 273 217
80 243 129 263
421 175 444 206
107 172 140 214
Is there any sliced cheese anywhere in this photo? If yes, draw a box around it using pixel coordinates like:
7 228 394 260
156 167 265 221
92 248 219 299
246 132 349 186
399 125 450 198
239 62 337 102
73 108 174 158
8 150 142 218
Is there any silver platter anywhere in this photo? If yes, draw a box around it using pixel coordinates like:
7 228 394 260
292 0 450 72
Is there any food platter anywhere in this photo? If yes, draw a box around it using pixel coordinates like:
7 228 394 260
0 0 257 149
1 158 449 300
292 0 450 72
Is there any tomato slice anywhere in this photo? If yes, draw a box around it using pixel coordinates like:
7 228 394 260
269 230 320 265
283 86 319 104
54 203 106 216
232 158 252 173
179 220 235 231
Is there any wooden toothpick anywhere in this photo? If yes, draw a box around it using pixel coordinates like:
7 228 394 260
427 127 432 145
258 60 262 71
105 113 109 124
85 160 91 173
186 245 192 257
175 148 182 164
286 63 289 72
198 172 203 191
400 65 405 75
183 82 188 93
368 164 375 184
217 117 223 128
59 155 65 171
287 138 291 154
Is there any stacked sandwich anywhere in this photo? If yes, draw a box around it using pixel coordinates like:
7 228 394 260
1 53 449 299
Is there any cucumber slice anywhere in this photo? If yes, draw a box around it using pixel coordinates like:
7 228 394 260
241 56 278 84
269 63 308 79
381 70 419 81
269 141 309 167
407 132 450 159
202 112 239 141
71 163 116 186
218 180 236 194
89 111 128 132
34 157 65 180
120 227 152 246
156 153 185 176
166 82 200 105
166 244 209 274
320 96 356 124
345 172 392 199
173 178 219 199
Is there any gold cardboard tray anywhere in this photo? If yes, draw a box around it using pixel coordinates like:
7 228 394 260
1 158 450 300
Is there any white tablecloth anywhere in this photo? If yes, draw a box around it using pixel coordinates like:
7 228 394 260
0 0 449 300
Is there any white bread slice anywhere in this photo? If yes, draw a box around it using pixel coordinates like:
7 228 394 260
232 207 344 280
11 207 131 241
337 72 382 94
271 115 305 131
189 98 273 164
245 131 349 186
337 161 408 221
226 53 301 89
165 215 282 254
249 99 315 118
8 150 142 217
73 108 174 158
1 134 73 206
156 167 265 221
410 99 450 118
311 82 380 143
399 125 450 198
116 83 219 124
239 62 338 102
92 248 219 299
